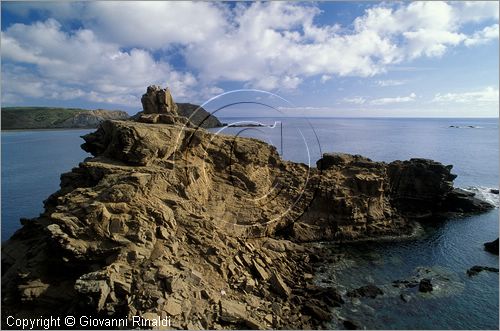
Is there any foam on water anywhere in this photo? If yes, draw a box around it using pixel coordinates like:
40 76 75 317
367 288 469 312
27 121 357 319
462 186 500 208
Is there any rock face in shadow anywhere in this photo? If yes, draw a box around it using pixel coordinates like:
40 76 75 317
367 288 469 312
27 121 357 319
387 159 493 218
177 103 223 128
387 158 456 218
484 238 499 255
1 110 494 328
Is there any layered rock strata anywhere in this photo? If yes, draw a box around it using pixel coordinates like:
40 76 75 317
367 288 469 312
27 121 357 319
2 113 493 328
134 86 222 128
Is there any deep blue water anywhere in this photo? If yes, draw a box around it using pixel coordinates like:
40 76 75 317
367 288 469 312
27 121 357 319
1 129 92 241
1 118 499 329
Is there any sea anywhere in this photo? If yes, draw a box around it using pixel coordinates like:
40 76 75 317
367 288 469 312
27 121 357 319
1 117 498 329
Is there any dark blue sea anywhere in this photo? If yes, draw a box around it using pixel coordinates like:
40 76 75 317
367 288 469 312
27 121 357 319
1 118 498 329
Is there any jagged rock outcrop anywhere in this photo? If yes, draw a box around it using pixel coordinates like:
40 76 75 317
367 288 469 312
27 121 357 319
388 158 492 218
1 118 494 329
141 85 178 114
135 85 192 127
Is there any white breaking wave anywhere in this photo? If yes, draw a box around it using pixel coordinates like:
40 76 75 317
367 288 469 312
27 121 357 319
462 186 499 208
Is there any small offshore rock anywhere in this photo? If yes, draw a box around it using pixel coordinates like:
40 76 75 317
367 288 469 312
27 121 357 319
467 265 499 277
484 238 499 255
490 189 499 194
418 278 433 292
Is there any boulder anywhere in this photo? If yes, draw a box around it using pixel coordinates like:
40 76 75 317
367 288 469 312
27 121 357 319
347 284 383 299
304 303 331 321
484 238 499 255
219 300 248 323
418 278 433 292
164 298 182 316
269 271 291 298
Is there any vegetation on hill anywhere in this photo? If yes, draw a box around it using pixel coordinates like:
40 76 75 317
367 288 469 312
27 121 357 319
1 107 129 130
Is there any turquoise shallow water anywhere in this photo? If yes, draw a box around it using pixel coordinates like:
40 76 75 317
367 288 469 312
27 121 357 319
1 118 498 329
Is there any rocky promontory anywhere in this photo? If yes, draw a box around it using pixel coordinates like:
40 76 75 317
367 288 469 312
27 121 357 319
1 86 494 329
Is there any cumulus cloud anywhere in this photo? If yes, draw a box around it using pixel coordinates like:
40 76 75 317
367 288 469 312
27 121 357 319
465 24 499 46
433 87 499 104
370 92 416 105
1 19 198 106
83 2 228 49
1 1 498 107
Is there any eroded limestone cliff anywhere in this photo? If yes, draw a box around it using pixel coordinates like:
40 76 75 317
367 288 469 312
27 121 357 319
1 88 493 329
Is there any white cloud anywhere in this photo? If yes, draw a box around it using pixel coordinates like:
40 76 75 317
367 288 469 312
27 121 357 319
1 19 198 106
1 1 498 107
181 1 498 88
465 24 499 46
370 92 416 105
376 79 406 87
433 87 499 104
83 2 227 49
343 97 366 105
453 1 499 23
320 75 332 83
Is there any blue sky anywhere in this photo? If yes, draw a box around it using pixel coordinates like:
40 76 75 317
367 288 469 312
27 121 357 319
1 1 498 117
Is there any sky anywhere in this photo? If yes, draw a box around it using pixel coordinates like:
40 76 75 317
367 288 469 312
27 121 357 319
1 1 499 117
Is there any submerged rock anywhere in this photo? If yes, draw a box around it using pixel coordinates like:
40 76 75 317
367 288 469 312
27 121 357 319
400 293 412 303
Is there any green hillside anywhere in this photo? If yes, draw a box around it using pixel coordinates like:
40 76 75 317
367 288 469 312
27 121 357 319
1 107 129 130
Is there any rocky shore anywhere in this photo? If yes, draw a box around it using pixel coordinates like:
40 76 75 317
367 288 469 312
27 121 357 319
1 86 494 329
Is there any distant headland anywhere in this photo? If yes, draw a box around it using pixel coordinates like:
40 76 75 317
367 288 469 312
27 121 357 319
1 100 222 130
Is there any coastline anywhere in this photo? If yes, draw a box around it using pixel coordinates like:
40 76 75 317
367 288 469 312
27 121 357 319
1 127 96 132
2 118 495 329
